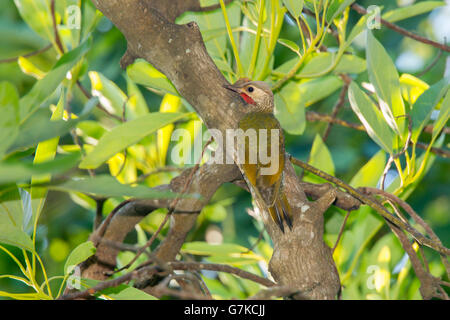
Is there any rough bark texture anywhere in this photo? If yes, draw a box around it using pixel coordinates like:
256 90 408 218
87 0 342 299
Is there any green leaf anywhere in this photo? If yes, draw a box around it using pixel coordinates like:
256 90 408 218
410 79 449 144
19 39 91 122
283 0 304 17
0 154 80 184
350 150 386 188
89 71 127 116
64 241 96 274
177 0 241 64
79 278 157 300
127 59 178 96
275 81 306 135
14 0 54 42
366 31 405 135
345 14 368 46
202 203 227 222
48 175 183 200
0 186 23 229
0 82 20 159
276 54 366 78
277 38 300 53
0 224 34 252
207 255 261 264
9 108 85 153
304 134 335 184
126 77 149 119
334 54 366 74
275 76 342 135
80 1 103 41
18 56 46 79
382 1 445 23
432 90 450 140
79 112 188 169
348 82 395 153
182 241 251 256
326 0 355 23
297 76 343 106
30 91 67 231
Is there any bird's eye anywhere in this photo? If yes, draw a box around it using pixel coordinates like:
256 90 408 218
247 86 254 93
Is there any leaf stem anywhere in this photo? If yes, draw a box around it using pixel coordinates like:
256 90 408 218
220 0 245 76
248 0 265 78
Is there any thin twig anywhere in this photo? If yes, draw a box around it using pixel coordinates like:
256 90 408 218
306 111 450 159
59 265 160 300
332 211 351 254
134 167 183 183
76 81 123 121
416 48 443 77
50 0 65 53
323 81 349 141
247 285 299 300
168 261 276 288
290 155 450 256
93 198 106 231
351 3 450 52
359 187 450 279
0 44 53 64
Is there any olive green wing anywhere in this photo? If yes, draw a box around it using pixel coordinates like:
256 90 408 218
238 114 285 207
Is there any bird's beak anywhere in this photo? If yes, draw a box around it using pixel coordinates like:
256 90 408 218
223 84 241 93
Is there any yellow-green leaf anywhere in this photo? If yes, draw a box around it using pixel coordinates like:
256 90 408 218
79 112 189 169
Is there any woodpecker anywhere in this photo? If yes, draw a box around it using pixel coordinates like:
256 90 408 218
224 78 292 232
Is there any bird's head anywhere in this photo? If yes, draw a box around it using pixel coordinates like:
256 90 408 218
224 78 274 113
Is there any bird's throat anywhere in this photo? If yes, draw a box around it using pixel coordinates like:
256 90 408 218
240 93 255 105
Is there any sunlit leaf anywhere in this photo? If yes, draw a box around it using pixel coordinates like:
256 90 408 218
410 78 449 144
64 241 96 274
127 59 178 96
0 154 80 184
30 90 66 223
0 224 34 252
382 1 445 23
89 71 127 116
432 90 450 140
283 0 304 17
157 95 182 166
348 82 395 153
366 31 405 135
18 56 46 79
0 82 20 159
14 0 54 42
278 38 300 54
326 0 355 23
350 150 386 188
19 39 91 122
304 134 335 184
399 73 429 104
0 186 23 229
80 278 157 300
79 112 188 169
126 77 149 119
48 175 183 200
182 241 251 255
274 81 305 135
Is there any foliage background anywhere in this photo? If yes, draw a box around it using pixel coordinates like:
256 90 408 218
0 0 448 299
